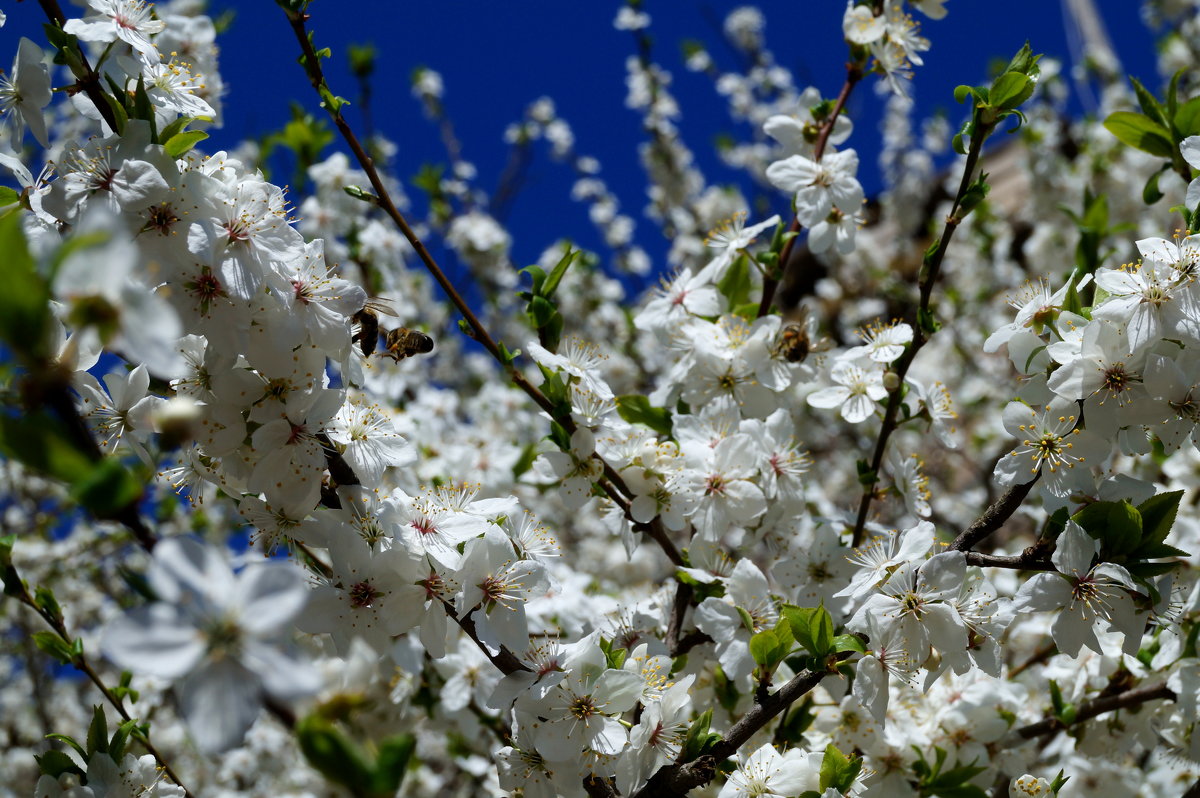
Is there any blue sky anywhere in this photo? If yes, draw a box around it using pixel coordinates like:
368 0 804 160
4 1 1164 278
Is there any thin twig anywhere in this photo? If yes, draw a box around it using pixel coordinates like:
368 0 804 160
949 480 1037 552
850 112 991 547
281 7 685 567
12 579 192 796
757 60 864 318
1006 682 1174 743
1007 639 1057 678
632 670 826 797
440 599 532 676
36 0 120 133
665 581 693 657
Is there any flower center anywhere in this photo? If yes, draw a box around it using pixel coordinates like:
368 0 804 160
568 694 598 720
348 580 380 608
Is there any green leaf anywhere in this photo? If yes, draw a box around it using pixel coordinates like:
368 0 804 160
527 295 558 329
521 264 547 297
32 631 78 665
953 84 982 105
1138 490 1183 547
347 42 377 78
748 630 774 666
296 716 375 795
1072 500 1142 557
673 568 725 602
1175 97 1200 138
158 115 195 143
343 185 378 203
1103 112 1175 158
956 175 990 218
819 744 862 793
1002 42 1041 78
615 395 673 437
1144 164 1169 205
35 749 84 779
1105 501 1143 556
811 606 834 657
1132 542 1189 560
732 301 760 321
371 734 416 794
0 213 52 364
736 606 756 635
989 72 1033 111
511 442 538 480
101 91 129 135
681 709 713 761
713 665 739 714
833 633 866 654
927 784 988 798
1128 561 1181 578
542 248 579 299
716 253 752 308
317 86 349 115
749 626 791 671
163 130 209 159
109 718 140 763
88 705 108 756
917 306 941 336
132 74 156 138
0 186 20 207
856 459 877 487
1129 76 1168 129
775 697 816 744
781 604 835 658
69 458 144 517
496 341 520 368
45 733 87 761
34 586 62 623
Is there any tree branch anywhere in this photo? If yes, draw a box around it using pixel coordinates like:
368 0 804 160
633 670 826 797
441 600 532 676
949 480 1036 552
1007 682 1175 743
964 549 1054 571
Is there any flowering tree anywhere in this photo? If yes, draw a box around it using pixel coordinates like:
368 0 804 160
4 1 1200 797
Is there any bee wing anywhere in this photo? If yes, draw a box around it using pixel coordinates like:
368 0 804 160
366 299 400 317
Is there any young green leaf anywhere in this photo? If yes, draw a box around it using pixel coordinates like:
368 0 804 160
1103 112 1176 158
615 395 673 437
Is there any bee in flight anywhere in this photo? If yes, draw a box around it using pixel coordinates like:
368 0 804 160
381 327 435 362
352 299 434 361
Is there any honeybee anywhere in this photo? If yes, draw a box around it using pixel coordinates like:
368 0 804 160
381 327 435 361
351 299 399 358
775 306 827 364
